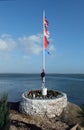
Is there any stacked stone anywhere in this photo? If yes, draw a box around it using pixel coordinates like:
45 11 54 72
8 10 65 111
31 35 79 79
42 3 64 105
20 91 67 118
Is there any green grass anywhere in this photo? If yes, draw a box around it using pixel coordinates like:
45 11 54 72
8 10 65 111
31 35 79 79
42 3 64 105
0 94 10 130
78 104 84 127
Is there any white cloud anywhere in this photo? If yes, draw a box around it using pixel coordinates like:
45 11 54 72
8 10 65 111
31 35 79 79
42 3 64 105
49 45 56 52
18 34 42 55
0 34 16 51
0 33 56 59
0 39 8 50
1 33 12 39
28 34 42 43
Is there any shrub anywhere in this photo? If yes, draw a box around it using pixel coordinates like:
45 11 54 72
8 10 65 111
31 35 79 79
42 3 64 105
0 94 10 130
78 104 84 127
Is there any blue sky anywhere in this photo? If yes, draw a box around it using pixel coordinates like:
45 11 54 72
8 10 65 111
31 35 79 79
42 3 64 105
0 0 84 73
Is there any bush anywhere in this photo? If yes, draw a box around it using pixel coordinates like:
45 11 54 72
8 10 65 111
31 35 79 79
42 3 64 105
78 104 84 127
0 94 10 130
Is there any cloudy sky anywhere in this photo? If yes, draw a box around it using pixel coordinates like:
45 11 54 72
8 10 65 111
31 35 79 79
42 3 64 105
0 0 84 73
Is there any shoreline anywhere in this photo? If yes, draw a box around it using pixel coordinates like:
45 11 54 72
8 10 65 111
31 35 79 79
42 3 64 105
9 101 82 130
0 73 84 106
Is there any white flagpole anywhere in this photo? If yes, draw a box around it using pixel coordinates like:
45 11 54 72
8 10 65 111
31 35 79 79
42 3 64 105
41 10 47 96
42 10 46 87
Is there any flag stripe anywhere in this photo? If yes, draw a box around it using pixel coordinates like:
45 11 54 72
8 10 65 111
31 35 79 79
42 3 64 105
44 36 49 49
44 26 50 38
44 18 49 27
44 17 50 49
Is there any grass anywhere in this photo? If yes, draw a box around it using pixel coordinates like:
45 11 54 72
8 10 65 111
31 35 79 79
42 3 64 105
78 104 84 127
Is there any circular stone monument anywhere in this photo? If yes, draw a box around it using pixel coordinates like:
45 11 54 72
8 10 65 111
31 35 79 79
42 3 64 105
20 90 67 118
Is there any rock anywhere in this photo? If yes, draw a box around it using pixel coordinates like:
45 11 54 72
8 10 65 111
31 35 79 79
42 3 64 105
70 124 80 130
60 102 81 126
9 101 82 130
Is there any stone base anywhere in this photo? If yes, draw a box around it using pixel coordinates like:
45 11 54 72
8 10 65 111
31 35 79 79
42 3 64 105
20 90 67 118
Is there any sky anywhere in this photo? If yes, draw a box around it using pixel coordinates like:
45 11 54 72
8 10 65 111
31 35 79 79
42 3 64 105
0 0 84 73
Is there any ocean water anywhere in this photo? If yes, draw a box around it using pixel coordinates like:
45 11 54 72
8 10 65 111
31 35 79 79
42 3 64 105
0 74 84 106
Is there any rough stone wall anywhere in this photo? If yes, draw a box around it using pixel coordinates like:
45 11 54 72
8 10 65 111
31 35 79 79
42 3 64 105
20 92 67 118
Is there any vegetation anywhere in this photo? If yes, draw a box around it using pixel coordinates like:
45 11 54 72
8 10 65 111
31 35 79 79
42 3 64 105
78 104 84 127
0 94 10 130
26 89 61 99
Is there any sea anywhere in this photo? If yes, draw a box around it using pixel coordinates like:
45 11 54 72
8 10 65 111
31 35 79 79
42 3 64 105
0 73 84 106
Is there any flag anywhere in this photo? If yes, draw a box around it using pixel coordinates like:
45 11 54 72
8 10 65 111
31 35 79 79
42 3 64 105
44 36 49 49
44 26 50 38
45 49 51 55
44 17 50 49
44 17 49 27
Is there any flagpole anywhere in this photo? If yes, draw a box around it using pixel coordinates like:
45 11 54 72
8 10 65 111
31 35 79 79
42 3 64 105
41 10 48 96
42 10 46 86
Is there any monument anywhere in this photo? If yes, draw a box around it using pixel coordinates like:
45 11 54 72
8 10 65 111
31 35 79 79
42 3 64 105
20 11 67 118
